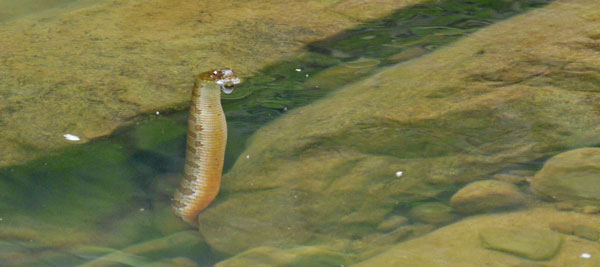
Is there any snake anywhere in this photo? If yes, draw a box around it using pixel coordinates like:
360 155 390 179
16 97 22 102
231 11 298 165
172 68 240 225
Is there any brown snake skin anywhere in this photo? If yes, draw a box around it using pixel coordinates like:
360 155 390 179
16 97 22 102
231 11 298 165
172 69 240 225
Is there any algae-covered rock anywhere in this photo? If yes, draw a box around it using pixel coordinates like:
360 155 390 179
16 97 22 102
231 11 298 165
303 57 380 90
354 250 444 267
409 202 456 225
145 257 199 267
549 222 599 241
376 215 409 232
355 225 419 249
549 222 574 235
492 173 526 184
530 148 600 205
354 204 600 266
0 0 421 168
198 0 600 256
450 180 525 214
582 206 600 214
332 0 422 21
479 227 562 260
0 0 77 21
555 202 575 211
573 225 599 241
80 231 208 267
215 246 352 267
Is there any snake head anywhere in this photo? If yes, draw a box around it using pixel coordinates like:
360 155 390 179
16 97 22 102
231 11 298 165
197 68 241 94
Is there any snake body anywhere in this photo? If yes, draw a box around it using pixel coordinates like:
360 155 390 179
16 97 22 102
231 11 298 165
172 69 240 225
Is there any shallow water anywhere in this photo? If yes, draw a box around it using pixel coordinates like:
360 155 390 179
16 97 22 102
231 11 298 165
2 0 600 266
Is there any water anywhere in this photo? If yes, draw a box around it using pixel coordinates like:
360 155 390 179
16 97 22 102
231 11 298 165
2 0 600 266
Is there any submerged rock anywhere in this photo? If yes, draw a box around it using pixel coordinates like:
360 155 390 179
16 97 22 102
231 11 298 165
450 180 525 214
479 227 562 260
303 57 380 90
80 231 208 267
197 0 600 256
145 257 198 267
530 148 600 205
376 215 409 232
549 222 574 235
549 221 600 241
582 206 600 214
554 202 575 211
354 205 600 266
215 246 352 267
492 173 527 184
409 202 456 225
572 225 600 241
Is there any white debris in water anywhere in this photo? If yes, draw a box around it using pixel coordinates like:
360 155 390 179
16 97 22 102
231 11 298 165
581 253 591 259
395 171 403 178
246 154 250 159
305 74 309 77
0 218 3 221
139 208 145 211
63 134 80 141
295 68 302 72
156 111 160 115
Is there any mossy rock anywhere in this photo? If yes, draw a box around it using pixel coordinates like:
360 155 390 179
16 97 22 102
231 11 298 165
409 202 456 225
479 227 562 260
354 205 600 266
80 231 208 266
450 180 526 214
530 148 600 205
215 246 352 267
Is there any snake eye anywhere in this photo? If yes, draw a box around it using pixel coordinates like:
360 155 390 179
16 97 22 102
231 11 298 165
220 81 235 94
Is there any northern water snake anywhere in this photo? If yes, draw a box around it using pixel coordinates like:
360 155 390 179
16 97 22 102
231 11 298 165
172 68 240 225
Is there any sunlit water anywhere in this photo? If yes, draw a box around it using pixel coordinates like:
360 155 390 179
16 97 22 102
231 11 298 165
3 0 600 266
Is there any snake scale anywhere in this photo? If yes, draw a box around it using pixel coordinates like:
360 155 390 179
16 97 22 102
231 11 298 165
172 69 240 225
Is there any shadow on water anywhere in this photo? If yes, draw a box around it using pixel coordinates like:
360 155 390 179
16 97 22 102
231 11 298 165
223 0 553 171
0 0 554 265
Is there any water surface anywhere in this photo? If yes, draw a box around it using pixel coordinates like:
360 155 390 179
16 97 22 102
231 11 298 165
2 0 600 266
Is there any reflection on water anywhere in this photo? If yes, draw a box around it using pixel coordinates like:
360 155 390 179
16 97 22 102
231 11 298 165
2 0 600 266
